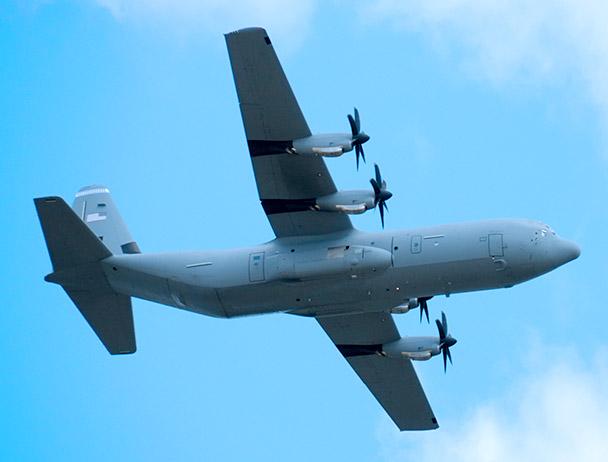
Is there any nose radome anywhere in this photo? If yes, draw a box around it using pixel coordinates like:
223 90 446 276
557 238 581 265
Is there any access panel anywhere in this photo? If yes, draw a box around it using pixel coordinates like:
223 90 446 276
488 234 504 257
249 252 265 282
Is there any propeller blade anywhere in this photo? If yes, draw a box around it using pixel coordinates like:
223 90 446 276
370 178 380 197
374 163 381 184
436 311 455 372
435 318 446 341
348 108 369 169
355 144 366 170
369 163 391 228
419 298 429 323
348 113 358 137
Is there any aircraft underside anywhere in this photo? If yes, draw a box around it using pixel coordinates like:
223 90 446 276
33 26 580 431
101 221 549 320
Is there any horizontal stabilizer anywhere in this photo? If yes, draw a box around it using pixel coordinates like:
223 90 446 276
34 196 111 271
34 196 136 355
65 289 136 354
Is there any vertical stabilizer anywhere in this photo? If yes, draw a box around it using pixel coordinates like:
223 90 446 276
73 185 141 255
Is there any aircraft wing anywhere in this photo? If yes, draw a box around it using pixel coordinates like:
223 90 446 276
316 312 439 431
225 27 352 238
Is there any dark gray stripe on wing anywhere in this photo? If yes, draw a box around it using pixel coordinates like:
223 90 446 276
336 344 384 357
261 198 317 215
248 140 293 157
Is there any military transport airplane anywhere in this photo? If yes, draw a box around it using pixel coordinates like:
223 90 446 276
34 27 580 431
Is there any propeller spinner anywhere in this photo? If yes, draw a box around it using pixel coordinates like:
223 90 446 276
369 164 392 228
347 108 370 170
435 311 457 373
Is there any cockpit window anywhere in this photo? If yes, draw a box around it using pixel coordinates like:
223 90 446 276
532 227 552 243
532 222 557 243
543 223 557 236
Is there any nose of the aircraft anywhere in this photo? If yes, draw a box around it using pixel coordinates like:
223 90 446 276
555 238 581 265
531 235 580 275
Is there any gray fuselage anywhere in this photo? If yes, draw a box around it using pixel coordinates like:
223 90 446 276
101 218 580 319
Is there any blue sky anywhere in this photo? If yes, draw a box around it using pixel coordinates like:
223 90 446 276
2 1 607 461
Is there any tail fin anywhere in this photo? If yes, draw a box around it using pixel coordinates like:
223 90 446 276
34 196 136 355
72 185 141 255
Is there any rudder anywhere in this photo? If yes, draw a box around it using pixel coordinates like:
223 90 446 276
73 185 141 255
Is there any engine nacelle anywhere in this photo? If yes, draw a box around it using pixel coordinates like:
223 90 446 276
390 298 421 314
400 351 433 361
290 133 353 157
381 337 440 360
315 190 375 215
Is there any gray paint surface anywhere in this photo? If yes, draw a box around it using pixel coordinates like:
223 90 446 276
226 27 352 237
33 27 581 431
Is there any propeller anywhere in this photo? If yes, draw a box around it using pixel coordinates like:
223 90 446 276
370 164 392 228
419 296 433 323
435 311 457 373
347 107 370 170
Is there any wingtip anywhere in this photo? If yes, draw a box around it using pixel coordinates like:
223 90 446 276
397 421 440 431
225 26 268 37
34 196 62 203
108 344 137 355
33 196 68 215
